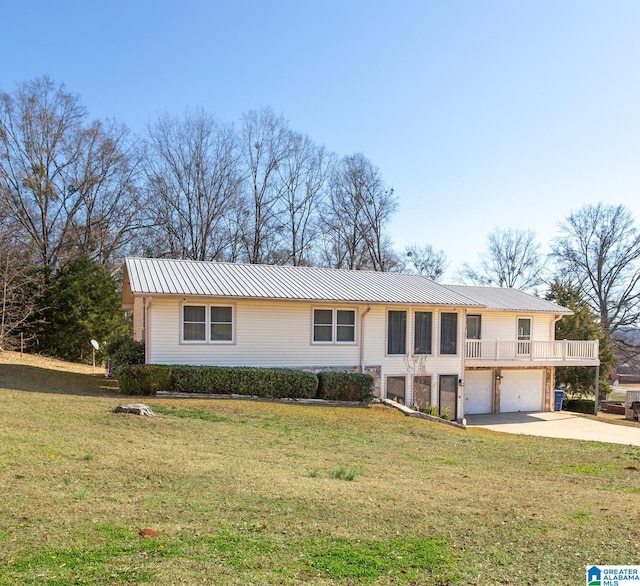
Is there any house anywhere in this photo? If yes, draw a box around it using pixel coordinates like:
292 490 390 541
122 257 600 421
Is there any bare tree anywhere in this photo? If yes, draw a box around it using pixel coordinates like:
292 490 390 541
239 108 291 264
0 223 42 350
0 77 87 270
145 109 244 261
0 76 142 271
457 227 544 290
321 153 398 271
274 132 332 266
404 244 448 281
552 203 640 334
68 119 145 267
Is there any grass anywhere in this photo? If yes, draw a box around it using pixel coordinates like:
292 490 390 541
1 351 640 585
330 465 360 481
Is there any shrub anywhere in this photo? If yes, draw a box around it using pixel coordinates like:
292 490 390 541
563 398 596 414
118 364 172 396
316 372 374 402
107 338 145 376
116 364 318 399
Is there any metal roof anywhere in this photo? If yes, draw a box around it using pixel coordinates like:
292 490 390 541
445 285 571 313
124 257 482 307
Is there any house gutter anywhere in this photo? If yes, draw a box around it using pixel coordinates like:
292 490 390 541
551 313 563 339
359 304 372 373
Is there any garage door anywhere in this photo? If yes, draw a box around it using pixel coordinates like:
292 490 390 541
500 370 543 413
464 370 493 414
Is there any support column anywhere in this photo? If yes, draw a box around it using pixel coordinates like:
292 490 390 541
544 367 554 412
493 369 502 414
594 365 600 416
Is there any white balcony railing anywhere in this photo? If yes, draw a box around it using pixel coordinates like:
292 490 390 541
465 339 599 362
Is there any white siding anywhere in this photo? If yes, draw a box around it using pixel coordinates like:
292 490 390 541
469 311 557 341
364 306 464 407
133 297 145 342
145 297 466 414
148 297 363 367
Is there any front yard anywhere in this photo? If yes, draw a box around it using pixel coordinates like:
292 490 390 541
0 352 638 585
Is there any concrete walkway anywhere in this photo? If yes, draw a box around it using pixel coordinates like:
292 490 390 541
465 411 640 446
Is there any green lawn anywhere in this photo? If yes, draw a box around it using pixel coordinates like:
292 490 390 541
0 352 639 585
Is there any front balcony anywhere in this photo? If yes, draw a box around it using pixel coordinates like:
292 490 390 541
465 339 600 367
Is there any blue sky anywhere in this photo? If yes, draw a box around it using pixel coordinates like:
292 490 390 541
2 0 639 278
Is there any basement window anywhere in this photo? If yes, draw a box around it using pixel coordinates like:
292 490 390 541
386 376 406 403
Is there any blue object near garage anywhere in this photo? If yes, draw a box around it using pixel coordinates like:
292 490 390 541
554 390 565 411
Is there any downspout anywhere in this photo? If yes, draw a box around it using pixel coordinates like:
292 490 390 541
551 314 563 339
359 304 372 373
460 308 467 423
144 296 153 364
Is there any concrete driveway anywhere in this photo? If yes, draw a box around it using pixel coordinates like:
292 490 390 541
465 411 640 446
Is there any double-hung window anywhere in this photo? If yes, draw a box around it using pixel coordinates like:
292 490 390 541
336 310 356 342
182 304 233 343
210 306 233 341
183 305 207 341
313 308 356 343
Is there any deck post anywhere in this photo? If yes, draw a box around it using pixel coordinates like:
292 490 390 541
594 365 600 416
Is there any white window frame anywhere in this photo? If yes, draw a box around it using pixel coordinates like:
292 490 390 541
517 316 532 340
181 302 235 344
311 307 357 345
413 310 433 355
387 309 407 355
386 375 406 403
439 311 459 356
516 316 532 356
466 314 482 340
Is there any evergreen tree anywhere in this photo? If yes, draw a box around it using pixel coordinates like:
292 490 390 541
37 257 129 362
547 280 616 397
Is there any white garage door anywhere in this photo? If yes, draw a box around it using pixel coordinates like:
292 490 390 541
464 370 493 415
500 370 544 413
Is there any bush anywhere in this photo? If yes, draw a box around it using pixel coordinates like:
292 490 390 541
118 364 171 396
563 398 596 414
316 372 374 402
107 338 145 375
116 364 319 399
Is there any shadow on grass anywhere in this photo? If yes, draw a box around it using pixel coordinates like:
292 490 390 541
0 363 122 397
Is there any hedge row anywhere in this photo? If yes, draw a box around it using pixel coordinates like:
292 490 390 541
317 371 374 402
563 398 596 414
117 364 374 402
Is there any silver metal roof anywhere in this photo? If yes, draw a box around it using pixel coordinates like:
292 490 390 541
124 257 482 307
445 285 571 313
